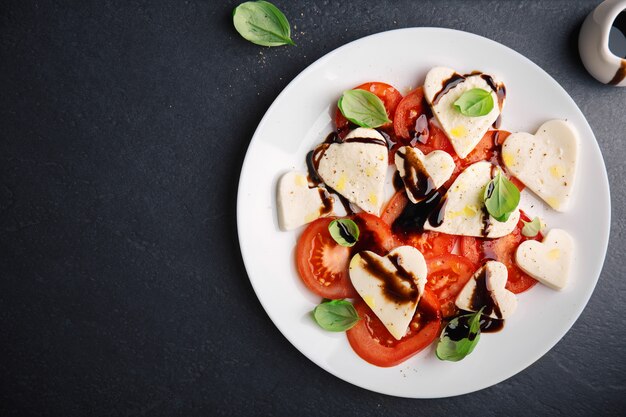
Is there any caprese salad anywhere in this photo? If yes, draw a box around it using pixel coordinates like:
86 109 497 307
276 66 578 366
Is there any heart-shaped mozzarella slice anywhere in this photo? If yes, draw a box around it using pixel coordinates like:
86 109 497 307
276 171 334 230
349 246 427 340
316 128 388 215
502 120 579 212
424 67 504 159
515 229 574 290
394 146 455 203
455 261 518 319
424 161 519 238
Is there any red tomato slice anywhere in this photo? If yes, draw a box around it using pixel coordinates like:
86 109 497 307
459 212 542 294
350 212 397 256
380 190 409 225
334 82 403 135
403 232 457 260
295 217 355 299
346 289 442 367
462 130 499 167
416 120 456 156
460 236 482 265
380 191 457 259
393 87 426 140
426 255 476 318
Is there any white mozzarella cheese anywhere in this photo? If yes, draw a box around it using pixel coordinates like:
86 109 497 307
424 67 504 159
349 246 427 340
515 229 574 290
394 146 455 203
276 171 333 231
455 261 518 319
424 161 519 238
316 128 388 215
502 120 579 212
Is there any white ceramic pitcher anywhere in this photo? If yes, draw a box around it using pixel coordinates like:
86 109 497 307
579 0 626 86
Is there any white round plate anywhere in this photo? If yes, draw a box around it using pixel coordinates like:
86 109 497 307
236 28 610 398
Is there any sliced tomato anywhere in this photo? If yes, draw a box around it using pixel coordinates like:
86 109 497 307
295 217 355 299
380 190 409 225
346 289 442 367
415 120 456 156
334 82 403 135
393 87 426 140
426 255 476 318
350 212 396 256
462 130 498 167
460 236 482 265
403 232 457 260
459 212 542 294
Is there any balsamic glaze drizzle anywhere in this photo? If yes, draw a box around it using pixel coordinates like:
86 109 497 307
359 251 418 303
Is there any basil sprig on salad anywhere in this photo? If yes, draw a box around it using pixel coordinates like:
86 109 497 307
338 90 391 128
233 1 295 47
436 307 484 362
522 217 543 237
313 299 360 332
328 218 359 247
453 88 494 117
483 169 520 222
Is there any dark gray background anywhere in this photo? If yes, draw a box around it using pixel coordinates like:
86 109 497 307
1 1 624 416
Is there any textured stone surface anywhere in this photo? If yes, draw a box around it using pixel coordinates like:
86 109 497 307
1 0 625 415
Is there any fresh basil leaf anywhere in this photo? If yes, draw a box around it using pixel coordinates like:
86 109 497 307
483 170 520 222
436 307 484 362
522 217 542 237
328 218 359 247
453 88 494 117
338 89 391 128
233 1 295 47
313 299 360 332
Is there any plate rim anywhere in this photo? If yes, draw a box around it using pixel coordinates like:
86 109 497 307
236 26 611 398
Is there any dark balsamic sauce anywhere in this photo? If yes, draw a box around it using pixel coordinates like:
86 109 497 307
359 251 418 303
306 149 324 185
392 170 404 191
468 268 503 319
395 149 436 203
344 137 388 147
480 74 506 110
608 60 626 85
392 190 446 235
444 316 479 342
432 73 466 105
444 313 504 341
336 219 357 244
318 189 334 216
306 147 353 214
480 316 504 333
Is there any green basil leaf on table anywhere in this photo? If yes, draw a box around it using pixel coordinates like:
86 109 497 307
521 216 542 237
338 89 391 128
436 307 484 362
453 88 494 117
328 218 359 247
232 1 295 47
313 299 360 332
483 169 520 222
